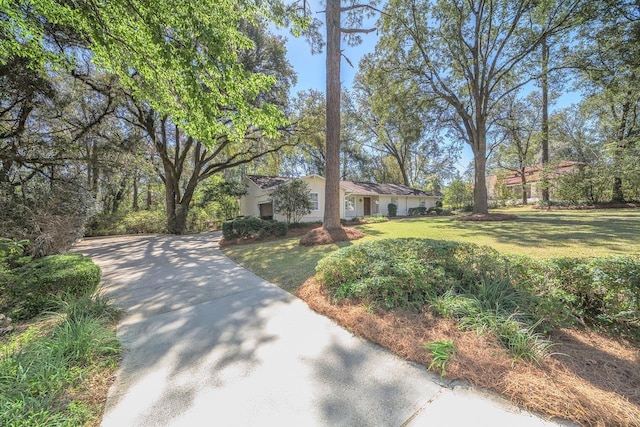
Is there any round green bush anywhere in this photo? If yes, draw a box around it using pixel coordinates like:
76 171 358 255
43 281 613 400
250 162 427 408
6 254 102 320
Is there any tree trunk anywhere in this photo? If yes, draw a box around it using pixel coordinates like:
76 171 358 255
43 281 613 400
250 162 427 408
323 0 342 231
164 172 181 234
473 153 489 214
612 97 631 203
132 167 139 211
471 119 489 214
540 37 550 203
146 182 152 209
520 167 528 205
400 160 410 187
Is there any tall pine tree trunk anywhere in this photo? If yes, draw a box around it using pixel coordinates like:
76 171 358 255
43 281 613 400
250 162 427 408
323 0 342 230
541 37 550 203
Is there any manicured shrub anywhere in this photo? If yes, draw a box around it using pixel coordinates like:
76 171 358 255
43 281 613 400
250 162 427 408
5 254 101 320
271 221 289 237
222 217 289 240
511 256 640 328
408 206 428 216
221 219 235 240
317 239 462 309
388 203 397 217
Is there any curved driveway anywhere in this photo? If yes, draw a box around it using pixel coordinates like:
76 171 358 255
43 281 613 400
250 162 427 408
75 233 569 427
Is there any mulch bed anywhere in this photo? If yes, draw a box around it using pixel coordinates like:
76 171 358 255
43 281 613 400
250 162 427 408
299 226 364 246
455 213 519 221
297 277 640 427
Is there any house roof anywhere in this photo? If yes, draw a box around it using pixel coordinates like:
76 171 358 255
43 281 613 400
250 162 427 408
491 161 583 187
246 175 293 189
340 181 439 197
246 174 440 197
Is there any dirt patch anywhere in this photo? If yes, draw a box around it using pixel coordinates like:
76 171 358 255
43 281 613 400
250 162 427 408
297 277 640 427
456 213 519 221
299 226 365 246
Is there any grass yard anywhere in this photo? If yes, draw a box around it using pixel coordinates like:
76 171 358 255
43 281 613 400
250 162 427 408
359 207 640 258
224 238 351 293
223 207 640 292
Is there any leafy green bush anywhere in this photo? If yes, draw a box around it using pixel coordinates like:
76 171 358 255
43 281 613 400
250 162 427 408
5 254 101 320
187 207 211 233
84 212 127 236
222 217 289 240
221 219 234 240
317 239 463 309
269 221 289 237
408 206 428 216
387 203 397 217
0 238 31 268
510 256 640 329
122 210 168 234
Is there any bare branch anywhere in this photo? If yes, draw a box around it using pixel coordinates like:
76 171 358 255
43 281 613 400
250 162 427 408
340 4 382 13
340 27 377 34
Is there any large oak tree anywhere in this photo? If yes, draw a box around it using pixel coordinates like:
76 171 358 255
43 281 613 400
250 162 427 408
374 0 583 214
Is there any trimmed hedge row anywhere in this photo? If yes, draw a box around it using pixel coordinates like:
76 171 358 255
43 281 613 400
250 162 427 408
1 254 101 320
316 238 640 333
222 217 288 240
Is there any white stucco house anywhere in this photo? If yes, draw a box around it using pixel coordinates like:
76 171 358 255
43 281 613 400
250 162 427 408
239 174 442 222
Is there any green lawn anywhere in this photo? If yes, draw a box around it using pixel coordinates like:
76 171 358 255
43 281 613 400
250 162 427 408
222 207 640 292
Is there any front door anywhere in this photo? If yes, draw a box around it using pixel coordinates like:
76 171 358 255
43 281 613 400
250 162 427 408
364 197 371 216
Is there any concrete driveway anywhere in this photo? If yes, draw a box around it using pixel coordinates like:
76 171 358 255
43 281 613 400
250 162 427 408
74 233 570 427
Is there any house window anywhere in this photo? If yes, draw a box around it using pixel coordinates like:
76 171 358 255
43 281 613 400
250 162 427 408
390 197 398 206
310 192 319 211
345 196 355 211
419 199 426 208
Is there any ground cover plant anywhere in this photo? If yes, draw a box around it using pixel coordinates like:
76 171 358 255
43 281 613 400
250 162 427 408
0 294 121 426
0 245 120 426
222 208 640 426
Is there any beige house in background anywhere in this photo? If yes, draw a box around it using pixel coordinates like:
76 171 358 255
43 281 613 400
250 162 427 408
239 174 441 222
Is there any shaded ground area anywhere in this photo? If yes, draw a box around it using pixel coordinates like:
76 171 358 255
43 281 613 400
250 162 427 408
298 278 640 427
456 213 519 221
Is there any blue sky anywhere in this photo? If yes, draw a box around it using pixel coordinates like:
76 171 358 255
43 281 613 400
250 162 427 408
276 4 582 176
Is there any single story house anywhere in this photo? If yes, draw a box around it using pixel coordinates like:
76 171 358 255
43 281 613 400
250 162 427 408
239 174 442 222
487 161 583 201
